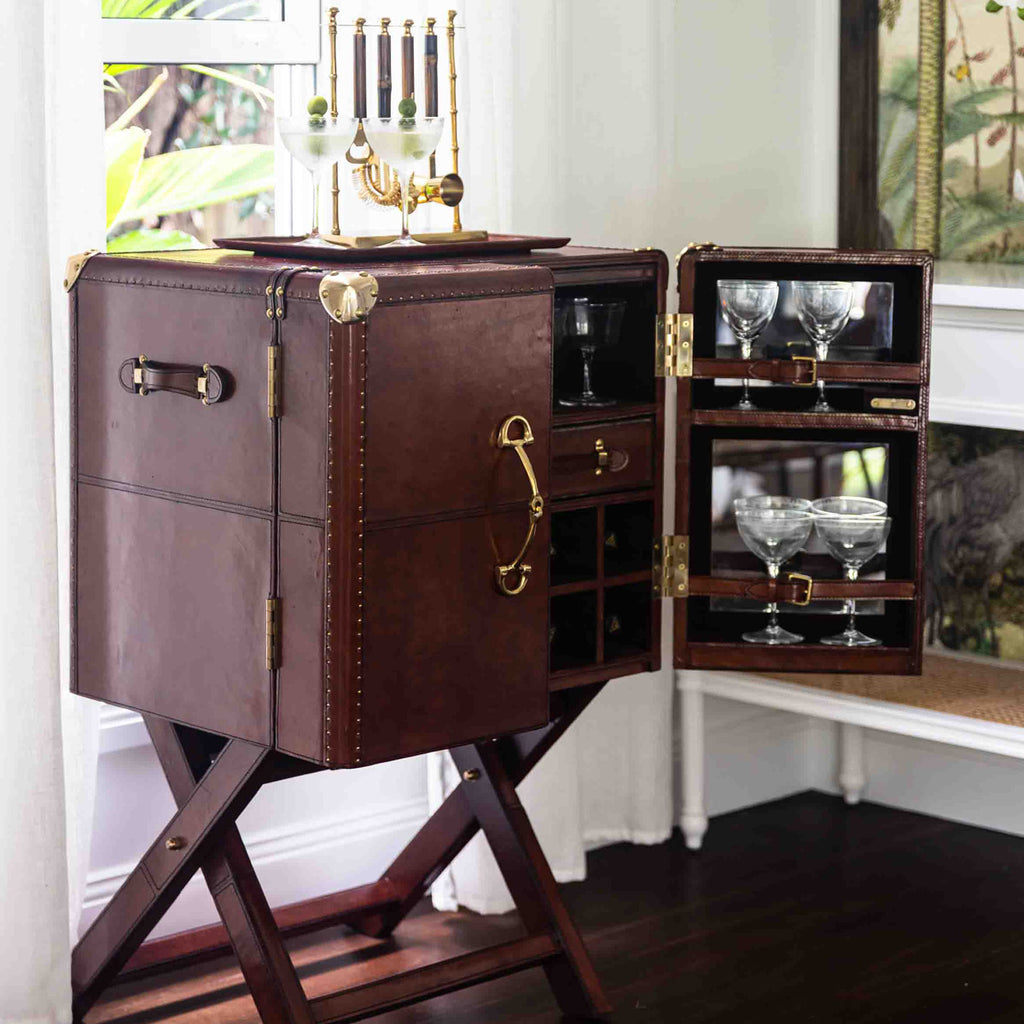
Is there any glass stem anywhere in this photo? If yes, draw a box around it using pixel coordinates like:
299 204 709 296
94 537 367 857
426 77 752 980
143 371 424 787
310 170 320 239
740 339 752 406
399 170 412 241
581 346 596 400
815 341 828 406
845 565 858 633
766 561 780 630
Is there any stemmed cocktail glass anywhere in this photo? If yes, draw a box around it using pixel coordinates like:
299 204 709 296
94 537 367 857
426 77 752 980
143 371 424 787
362 114 445 246
557 298 626 408
277 115 357 244
814 514 892 646
793 281 855 413
735 506 813 644
718 280 779 411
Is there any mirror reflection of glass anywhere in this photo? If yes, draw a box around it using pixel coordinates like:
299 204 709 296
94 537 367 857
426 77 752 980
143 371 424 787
709 439 890 613
715 281 894 364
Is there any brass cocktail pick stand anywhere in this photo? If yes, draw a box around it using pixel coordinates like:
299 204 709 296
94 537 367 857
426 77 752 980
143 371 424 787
323 8 486 247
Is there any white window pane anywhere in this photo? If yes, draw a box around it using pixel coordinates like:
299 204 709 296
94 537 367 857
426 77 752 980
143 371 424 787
104 64 275 251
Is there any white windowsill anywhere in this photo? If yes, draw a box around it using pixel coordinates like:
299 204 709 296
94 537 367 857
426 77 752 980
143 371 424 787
934 260 1024 311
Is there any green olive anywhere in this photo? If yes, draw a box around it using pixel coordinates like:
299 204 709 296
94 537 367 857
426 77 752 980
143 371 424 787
397 97 416 118
307 95 329 116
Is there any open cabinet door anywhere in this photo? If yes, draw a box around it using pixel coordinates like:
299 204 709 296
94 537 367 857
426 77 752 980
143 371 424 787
669 245 932 675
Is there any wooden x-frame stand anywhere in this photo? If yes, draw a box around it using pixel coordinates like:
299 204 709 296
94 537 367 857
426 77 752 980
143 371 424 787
71 684 611 1023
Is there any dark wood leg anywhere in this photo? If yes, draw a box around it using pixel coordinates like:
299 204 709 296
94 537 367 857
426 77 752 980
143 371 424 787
91 685 610 1022
145 717 315 1024
450 740 612 1020
350 682 607 939
71 734 270 1021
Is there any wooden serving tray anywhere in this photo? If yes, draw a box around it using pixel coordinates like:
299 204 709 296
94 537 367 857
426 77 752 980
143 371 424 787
213 233 571 261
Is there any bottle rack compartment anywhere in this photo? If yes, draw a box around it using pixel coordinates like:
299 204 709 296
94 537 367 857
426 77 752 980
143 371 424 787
549 496 657 677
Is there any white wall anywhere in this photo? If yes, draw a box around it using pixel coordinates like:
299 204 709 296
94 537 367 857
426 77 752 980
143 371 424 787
102 0 1024 936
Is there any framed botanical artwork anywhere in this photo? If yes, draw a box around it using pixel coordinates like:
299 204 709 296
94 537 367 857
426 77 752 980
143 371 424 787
841 0 1024 260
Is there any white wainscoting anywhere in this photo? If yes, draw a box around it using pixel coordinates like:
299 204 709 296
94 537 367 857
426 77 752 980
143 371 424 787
83 707 429 939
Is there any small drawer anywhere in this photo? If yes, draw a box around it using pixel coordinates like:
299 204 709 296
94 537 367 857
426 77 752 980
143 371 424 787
551 418 654 497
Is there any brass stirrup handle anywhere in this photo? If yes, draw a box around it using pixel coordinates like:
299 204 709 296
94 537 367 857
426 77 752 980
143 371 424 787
494 415 544 597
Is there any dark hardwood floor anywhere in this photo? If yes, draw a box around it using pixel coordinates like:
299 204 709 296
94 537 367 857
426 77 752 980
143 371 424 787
89 792 1024 1024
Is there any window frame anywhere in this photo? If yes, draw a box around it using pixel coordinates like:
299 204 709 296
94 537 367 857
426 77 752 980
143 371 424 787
101 0 320 64
103 3 319 239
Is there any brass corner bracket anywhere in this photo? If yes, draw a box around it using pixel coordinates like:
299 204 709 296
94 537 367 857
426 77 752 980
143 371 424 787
674 242 720 270
64 249 100 292
319 271 380 324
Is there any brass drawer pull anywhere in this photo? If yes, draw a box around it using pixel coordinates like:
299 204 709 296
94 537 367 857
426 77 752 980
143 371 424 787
494 414 544 597
594 437 630 476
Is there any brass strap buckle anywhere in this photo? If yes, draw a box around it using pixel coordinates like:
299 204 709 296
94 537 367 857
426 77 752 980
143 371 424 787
790 355 817 387
786 572 814 606
197 363 211 406
495 415 544 597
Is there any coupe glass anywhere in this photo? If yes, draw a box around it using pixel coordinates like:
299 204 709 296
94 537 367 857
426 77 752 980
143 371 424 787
793 281 855 413
557 298 626 408
810 496 887 518
734 495 812 513
814 514 892 646
362 116 444 246
718 280 779 411
277 115 357 244
735 507 813 644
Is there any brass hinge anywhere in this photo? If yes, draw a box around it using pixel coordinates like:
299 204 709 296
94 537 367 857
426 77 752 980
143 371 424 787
267 345 280 418
655 313 693 378
653 535 689 598
266 597 280 671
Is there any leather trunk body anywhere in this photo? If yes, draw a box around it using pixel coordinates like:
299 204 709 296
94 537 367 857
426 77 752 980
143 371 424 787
71 251 553 766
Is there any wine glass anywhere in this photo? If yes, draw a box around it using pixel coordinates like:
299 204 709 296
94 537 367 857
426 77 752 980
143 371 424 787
718 280 779 411
557 298 626 408
814 514 892 646
362 116 445 246
735 507 813 644
277 115 357 244
793 281 855 413
810 496 887 518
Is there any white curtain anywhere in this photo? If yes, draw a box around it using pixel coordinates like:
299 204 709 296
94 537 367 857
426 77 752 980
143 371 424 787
427 0 838 914
0 0 103 1020
429 0 678 914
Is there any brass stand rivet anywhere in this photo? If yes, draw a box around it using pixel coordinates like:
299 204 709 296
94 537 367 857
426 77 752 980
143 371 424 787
462 768 480 782
165 835 187 851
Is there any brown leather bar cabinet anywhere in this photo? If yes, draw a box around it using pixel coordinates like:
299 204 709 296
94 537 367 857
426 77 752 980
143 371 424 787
65 240 931 1022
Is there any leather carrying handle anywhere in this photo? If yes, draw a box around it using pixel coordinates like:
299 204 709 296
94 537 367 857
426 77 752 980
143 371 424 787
119 355 228 405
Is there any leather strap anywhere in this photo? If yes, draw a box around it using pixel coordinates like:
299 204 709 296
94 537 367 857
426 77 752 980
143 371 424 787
688 575 916 604
119 357 227 404
692 358 922 385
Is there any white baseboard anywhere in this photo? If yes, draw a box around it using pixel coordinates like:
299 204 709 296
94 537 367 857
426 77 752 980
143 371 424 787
80 795 429 940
